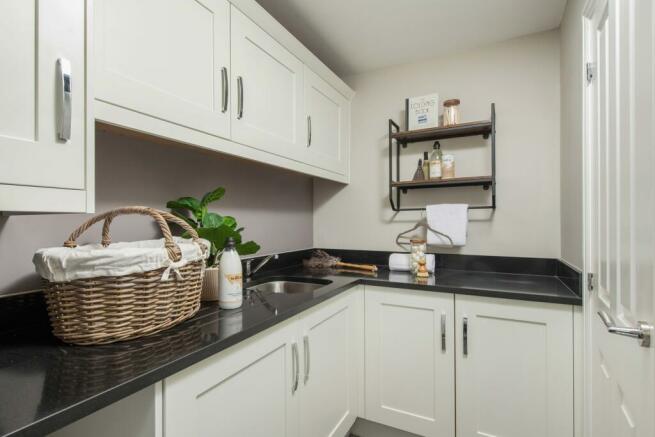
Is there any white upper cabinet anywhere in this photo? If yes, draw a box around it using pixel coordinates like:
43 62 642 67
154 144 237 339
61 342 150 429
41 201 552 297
0 0 93 213
230 6 304 160
365 286 455 437
303 67 350 175
455 295 574 437
95 0 231 139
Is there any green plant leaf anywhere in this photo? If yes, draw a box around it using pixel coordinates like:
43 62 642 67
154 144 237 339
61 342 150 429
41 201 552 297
170 209 197 228
201 212 224 228
196 225 241 249
166 197 201 217
222 216 237 229
201 187 226 207
236 241 261 256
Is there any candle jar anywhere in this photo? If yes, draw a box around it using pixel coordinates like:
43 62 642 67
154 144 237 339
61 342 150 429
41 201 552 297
410 239 427 275
443 99 461 127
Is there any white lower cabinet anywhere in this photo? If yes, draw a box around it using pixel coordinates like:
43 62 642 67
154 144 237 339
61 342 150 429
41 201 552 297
298 288 361 437
164 287 361 437
364 286 455 437
455 295 574 437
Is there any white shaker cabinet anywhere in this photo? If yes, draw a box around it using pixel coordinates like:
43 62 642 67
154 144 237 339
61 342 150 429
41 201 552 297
163 288 361 437
298 288 361 437
94 0 231 139
230 6 305 160
164 319 300 437
303 67 350 175
455 295 574 437
0 0 93 213
364 286 455 437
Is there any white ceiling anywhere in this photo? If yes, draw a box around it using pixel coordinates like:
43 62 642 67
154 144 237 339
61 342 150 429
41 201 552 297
255 0 568 77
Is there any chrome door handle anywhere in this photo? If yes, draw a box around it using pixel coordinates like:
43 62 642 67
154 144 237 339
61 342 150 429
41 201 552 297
440 312 446 352
221 67 228 113
307 115 312 147
291 342 299 393
236 76 244 119
303 335 310 385
598 311 653 347
56 58 72 141
463 317 468 356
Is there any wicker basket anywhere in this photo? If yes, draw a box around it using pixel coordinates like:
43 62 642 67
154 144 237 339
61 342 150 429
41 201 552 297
42 206 206 346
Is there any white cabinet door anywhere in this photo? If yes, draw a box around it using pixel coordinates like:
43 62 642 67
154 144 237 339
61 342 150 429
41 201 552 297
231 6 304 160
0 0 86 190
365 286 455 437
95 0 231 139
455 295 573 437
303 67 350 176
298 290 360 437
163 320 299 437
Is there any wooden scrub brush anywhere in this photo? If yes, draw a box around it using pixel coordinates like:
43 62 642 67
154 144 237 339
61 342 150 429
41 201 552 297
304 250 378 272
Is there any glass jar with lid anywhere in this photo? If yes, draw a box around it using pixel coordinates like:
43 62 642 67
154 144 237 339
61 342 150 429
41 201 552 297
410 239 427 275
443 99 461 127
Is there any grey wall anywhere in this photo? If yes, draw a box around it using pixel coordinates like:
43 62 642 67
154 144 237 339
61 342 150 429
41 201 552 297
0 129 313 295
560 0 585 269
314 31 562 259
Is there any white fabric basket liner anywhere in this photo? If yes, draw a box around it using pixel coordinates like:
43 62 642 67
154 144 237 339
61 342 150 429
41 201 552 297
34 237 210 283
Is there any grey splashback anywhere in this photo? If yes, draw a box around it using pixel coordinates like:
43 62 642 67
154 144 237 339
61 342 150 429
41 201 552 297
0 128 313 295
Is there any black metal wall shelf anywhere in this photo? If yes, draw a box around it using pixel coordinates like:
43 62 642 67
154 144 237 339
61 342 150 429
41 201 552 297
388 103 496 211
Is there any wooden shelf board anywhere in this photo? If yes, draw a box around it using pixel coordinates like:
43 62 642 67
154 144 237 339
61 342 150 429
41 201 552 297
391 176 493 190
391 120 492 143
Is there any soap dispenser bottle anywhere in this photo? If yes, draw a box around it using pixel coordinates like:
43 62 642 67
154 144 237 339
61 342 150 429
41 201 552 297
219 237 243 309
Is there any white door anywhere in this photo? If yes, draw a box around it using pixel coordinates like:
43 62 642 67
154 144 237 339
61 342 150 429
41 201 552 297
365 286 454 437
95 0 231 139
584 0 655 436
230 6 304 160
0 0 86 189
298 290 359 437
303 67 350 175
163 320 299 437
455 295 573 437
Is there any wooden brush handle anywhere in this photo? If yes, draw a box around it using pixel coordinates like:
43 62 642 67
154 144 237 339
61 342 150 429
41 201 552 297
335 261 378 272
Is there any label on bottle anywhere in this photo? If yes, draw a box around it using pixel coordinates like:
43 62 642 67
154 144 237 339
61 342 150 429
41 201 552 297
430 159 442 178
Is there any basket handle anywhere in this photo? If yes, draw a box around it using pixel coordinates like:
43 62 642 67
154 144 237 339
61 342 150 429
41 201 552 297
63 206 201 262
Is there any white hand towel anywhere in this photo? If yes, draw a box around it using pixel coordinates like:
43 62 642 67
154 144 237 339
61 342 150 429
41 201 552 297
388 253 435 273
426 204 468 246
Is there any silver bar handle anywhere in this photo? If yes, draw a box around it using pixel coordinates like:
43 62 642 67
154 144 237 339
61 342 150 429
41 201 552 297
56 58 72 141
440 312 446 352
291 343 299 393
307 115 312 147
303 335 310 385
463 317 468 356
597 311 652 347
221 67 228 113
236 76 244 119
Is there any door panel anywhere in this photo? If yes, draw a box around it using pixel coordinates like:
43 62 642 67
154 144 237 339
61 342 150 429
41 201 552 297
365 287 454 437
299 291 358 437
95 0 230 138
164 321 299 437
586 0 655 435
455 295 573 437
0 0 85 189
231 6 304 160
304 67 349 175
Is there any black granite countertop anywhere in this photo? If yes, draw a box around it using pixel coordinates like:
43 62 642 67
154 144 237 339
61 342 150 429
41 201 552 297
0 263 580 437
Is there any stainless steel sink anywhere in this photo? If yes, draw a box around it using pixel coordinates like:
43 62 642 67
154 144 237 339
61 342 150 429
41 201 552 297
249 279 331 294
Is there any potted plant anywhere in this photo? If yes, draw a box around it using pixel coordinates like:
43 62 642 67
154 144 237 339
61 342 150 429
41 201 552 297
167 187 260 301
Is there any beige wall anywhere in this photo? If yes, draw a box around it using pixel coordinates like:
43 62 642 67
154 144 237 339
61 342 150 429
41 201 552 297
560 0 585 269
0 129 313 295
314 30 562 258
